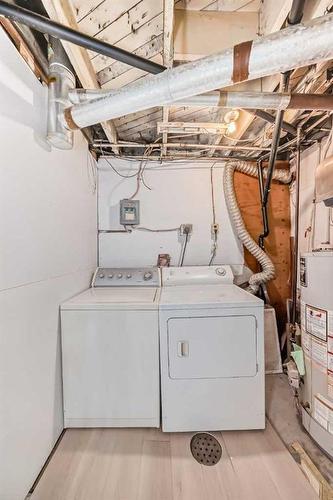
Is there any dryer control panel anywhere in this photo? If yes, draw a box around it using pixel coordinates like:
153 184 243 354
92 267 160 287
162 265 234 286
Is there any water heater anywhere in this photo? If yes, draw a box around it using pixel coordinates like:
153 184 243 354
300 251 333 458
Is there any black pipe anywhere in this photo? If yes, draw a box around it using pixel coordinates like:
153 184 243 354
288 0 306 25
250 109 297 137
0 0 166 75
257 160 269 249
259 0 305 238
262 107 287 204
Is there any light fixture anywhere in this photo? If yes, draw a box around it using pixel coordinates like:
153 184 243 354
157 121 228 135
227 121 237 134
224 109 240 124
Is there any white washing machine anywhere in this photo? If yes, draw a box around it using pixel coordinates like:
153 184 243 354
159 266 264 432
61 267 160 428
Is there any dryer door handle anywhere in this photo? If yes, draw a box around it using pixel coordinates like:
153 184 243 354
177 341 189 357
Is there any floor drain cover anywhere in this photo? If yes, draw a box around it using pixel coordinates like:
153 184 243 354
190 433 222 466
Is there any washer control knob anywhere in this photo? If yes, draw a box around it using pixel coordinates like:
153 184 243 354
108 274 114 279
117 273 123 279
126 274 132 279
99 273 105 278
216 267 226 276
143 271 153 281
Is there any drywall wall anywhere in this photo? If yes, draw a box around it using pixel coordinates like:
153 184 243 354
295 139 333 254
98 158 243 268
0 29 97 500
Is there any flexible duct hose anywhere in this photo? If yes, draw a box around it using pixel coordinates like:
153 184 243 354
223 162 291 294
235 162 292 183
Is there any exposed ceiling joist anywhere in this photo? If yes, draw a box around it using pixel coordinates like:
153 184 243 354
174 9 259 62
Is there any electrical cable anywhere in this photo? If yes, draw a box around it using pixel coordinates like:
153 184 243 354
100 226 180 233
179 232 189 267
221 133 266 144
209 163 218 266
101 150 141 178
127 140 161 199
135 226 180 233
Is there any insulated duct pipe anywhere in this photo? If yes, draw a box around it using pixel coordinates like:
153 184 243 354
68 89 333 111
0 0 164 75
63 13 333 130
223 163 291 293
47 37 75 149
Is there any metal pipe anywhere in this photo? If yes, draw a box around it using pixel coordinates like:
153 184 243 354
68 88 333 111
261 112 333 159
0 0 165 75
64 13 333 130
262 107 288 203
99 154 261 162
288 0 306 25
93 142 271 152
258 160 269 249
291 127 302 326
261 0 305 232
47 37 75 149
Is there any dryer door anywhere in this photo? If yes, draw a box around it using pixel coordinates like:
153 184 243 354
168 315 257 379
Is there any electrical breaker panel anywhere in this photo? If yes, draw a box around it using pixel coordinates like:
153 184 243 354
119 199 140 225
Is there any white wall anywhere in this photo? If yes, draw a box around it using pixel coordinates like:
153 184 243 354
294 139 333 255
98 158 243 268
0 30 97 500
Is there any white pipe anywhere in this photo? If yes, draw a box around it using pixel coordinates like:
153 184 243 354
177 92 292 109
68 89 290 108
224 162 291 293
64 13 333 129
47 64 75 150
69 89 333 111
93 142 271 152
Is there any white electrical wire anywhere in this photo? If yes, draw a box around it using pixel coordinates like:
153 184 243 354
135 226 180 233
209 163 218 266
178 233 189 267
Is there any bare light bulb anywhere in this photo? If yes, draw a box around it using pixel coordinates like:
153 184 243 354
227 121 236 134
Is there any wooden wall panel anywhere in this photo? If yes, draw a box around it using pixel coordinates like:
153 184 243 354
234 167 291 332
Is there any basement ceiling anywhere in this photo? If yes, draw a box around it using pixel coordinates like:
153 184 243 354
40 0 333 156
66 0 261 146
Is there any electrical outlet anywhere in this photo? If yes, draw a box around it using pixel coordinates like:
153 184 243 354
180 224 193 235
211 223 219 234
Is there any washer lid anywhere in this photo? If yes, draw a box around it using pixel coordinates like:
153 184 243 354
61 287 159 310
159 284 262 309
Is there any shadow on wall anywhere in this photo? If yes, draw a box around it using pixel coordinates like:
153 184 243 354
0 62 50 152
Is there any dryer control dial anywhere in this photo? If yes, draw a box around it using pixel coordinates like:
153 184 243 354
143 271 153 281
216 267 226 276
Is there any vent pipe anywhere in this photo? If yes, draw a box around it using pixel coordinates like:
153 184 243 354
63 13 333 130
47 37 75 149
68 89 333 111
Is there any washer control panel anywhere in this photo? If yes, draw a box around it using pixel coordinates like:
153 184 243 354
92 267 160 287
